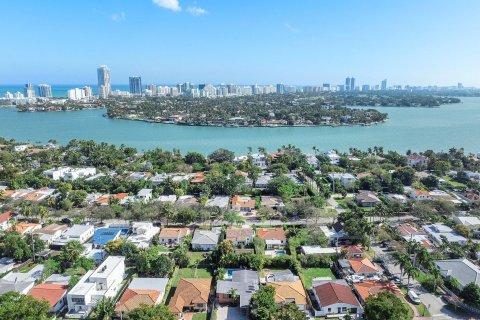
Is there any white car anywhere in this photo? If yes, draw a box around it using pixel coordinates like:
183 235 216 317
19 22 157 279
407 290 421 305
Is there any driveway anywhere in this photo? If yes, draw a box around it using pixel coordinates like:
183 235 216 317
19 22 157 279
216 306 247 320
371 245 466 320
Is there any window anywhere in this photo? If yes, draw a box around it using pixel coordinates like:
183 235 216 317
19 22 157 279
71 297 85 304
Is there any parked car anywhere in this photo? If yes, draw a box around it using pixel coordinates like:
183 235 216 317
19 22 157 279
407 290 421 305
390 276 401 284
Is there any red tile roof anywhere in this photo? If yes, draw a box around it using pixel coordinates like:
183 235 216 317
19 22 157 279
348 258 379 274
257 228 286 241
115 288 161 313
0 211 15 223
314 282 361 308
27 283 68 307
353 280 402 302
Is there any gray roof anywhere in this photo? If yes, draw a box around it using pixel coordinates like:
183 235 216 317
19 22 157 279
0 279 34 294
435 259 480 288
265 269 299 282
192 229 221 245
44 274 72 285
217 270 259 308
129 277 169 292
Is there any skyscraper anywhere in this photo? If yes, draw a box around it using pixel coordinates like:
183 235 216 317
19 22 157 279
276 83 284 94
345 77 351 91
97 65 111 98
350 77 356 91
24 83 35 98
38 84 52 98
381 79 387 91
129 77 142 95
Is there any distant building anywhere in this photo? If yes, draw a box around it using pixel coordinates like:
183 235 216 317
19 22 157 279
38 84 52 98
381 79 387 90
345 77 351 91
276 83 284 94
350 77 356 91
97 65 111 98
129 76 142 95
24 83 35 98
361 85 370 92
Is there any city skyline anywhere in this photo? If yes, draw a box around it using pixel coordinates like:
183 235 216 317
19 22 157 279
1 0 479 86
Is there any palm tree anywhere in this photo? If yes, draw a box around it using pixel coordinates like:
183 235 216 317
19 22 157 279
404 262 420 287
93 297 115 320
21 201 32 219
393 252 408 280
60 240 84 268
428 262 442 293
406 240 420 266
38 206 49 224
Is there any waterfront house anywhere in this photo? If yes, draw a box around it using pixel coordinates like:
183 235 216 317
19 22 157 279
28 283 68 314
217 270 259 308
257 228 287 249
191 228 221 251
328 173 356 187
159 227 190 245
407 154 429 166
168 278 212 316
115 278 168 315
267 280 307 310
312 280 363 317
225 227 255 246
67 256 125 317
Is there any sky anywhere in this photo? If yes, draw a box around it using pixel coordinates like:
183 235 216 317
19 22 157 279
1 0 479 86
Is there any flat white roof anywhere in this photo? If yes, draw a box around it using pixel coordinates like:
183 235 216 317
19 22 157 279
65 225 94 237
90 256 124 280
301 246 337 255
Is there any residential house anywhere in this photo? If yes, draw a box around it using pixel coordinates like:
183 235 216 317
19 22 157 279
265 270 300 283
96 193 130 206
423 223 467 245
44 274 72 286
435 259 480 289
409 189 430 201
0 265 44 295
253 173 274 189
312 280 363 317
168 278 212 316
320 222 347 245
0 211 16 231
217 270 259 308
429 189 461 204
159 228 190 245
384 193 408 204
128 222 160 249
33 224 69 244
454 216 480 230
43 167 72 180
260 196 285 210
225 227 255 246
257 228 287 249
176 195 199 206
8 222 41 235
53 225 94 246
115 278 168 314
28 283 68 313
67 256 125 317
328 173 356 187
231 195 256 213
191 172 206 183
205 196 230 210
396 223 433 251
348 258 381 277
353 280 403 304
267 280 307 310
136 189 153 203
191 229 221 251
324 150 341 165
406 154 429 166
355 191 381 207
156 195 177 204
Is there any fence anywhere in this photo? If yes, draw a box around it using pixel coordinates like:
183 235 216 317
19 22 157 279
441 285 480 316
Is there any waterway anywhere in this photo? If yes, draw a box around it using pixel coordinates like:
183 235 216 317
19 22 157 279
0 97 479 154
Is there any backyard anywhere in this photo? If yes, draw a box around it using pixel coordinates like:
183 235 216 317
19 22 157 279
299 267 336 289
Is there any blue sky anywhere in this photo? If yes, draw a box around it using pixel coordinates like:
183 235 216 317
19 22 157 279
1 0 479 86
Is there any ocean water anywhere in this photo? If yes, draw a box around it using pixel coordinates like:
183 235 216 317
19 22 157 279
0 97 479 155
0 85 130 98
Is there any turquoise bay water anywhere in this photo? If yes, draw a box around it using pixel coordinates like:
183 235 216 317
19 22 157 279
0 97 479 154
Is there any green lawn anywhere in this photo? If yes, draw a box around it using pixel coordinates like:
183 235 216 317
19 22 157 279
18 263 38 273
171 267 211 287
64 266 87 276
192 313 207 320
300 268 336 289
188 251 209 265
442 176 467 188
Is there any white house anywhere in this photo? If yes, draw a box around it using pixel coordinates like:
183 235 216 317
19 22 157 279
67 256 125 317
44 167 72 180
53 225 94 246
423 223 467 245
324 150 341 165
301 246 337 255
454 216 480 230
328 173 356 187
312 280 363 317
136 189 153 203
0 265 44 295
127 222 160 249
14 144 29 152
33 224 69 244
64 168 96 181
205 196 230 209
407 154 429 167
191 229 221 251
0 211 16 231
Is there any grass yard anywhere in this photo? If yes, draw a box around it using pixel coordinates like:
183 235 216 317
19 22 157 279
192 313 207 320
18 262 38 273
442 176 467 188
165 267 212 305
300 268 336 289
64 266 87 276
188 251 209 265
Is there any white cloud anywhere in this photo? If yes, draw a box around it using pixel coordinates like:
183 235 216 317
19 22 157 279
284 23 300 33
187 6 208 16
152 0 181 12
111 12 126 22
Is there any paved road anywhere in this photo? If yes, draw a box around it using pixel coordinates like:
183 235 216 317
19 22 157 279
371 245 465 320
